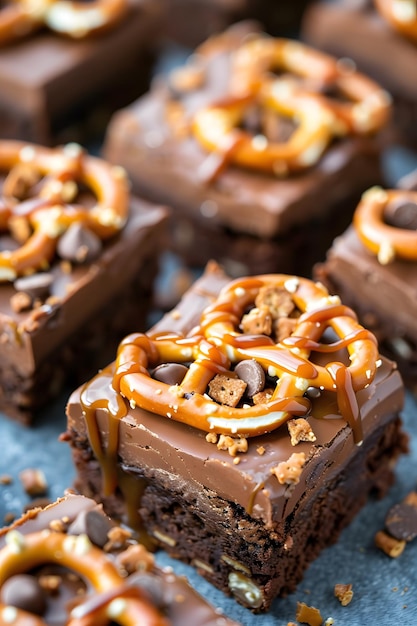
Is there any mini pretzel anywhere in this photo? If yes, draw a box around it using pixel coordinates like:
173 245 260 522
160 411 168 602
0 140 129 280
230 36 391 136
0 0 128 45
353 186 417 264
112 275 378 442
0 530 168 626
192 89 335 177
375 0 417 43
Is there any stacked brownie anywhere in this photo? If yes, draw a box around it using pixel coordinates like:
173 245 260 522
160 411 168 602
65 261 407 612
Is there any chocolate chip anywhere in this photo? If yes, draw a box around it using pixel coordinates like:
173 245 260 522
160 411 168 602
305 386 322 399
235 360 265 397
1 574 47 615
129 573 166 609
153 363 188 386
385 199 417 230
385 502 417 542
14 273 53 301
57 223 102 263
67 509 114 548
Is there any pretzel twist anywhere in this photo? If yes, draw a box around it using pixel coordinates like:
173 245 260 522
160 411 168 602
0 140 129 280
353 186 417 264
113 275 378 442
375 0 417 42
191 36 390 178
230 37 392 136
0 530 168 626
0 0 128 44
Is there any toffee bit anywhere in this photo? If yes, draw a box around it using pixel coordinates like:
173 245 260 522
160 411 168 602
271 452 306 485
217 434 248 457
295 601 323 626
19 468 48 497
334 583 354 606
287 418 316 446
206 432 218 444
375 530 406 558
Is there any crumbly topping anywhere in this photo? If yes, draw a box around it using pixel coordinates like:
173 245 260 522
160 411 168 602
287 418 317 446
217 434 248 457
240 305 272 335
208 374 247 407
271 452 306 485
19 468 48 497
116 543 155 574
104 526 132 551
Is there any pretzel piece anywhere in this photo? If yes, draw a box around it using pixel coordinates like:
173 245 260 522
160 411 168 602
230 36 391 136
0 0 128 45
0 530 168 626
353 186 417 263
375 0 417 42
0 140 129 280
111 275 378 442
192 89 334 177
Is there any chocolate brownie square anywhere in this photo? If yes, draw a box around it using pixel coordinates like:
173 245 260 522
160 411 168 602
0 139 168 424
103 21 390 277
0 494 240 625
65 260 407 612
315 174 417 388
0 0 164 144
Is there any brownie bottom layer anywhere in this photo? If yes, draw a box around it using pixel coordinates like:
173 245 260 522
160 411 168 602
68 416 407 612
2 254 158 425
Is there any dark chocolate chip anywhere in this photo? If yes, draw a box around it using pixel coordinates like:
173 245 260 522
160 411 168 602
67 509 113 548
129 572 166 609
57 223 102 263
14 273 53 301
305 386 322 399
385 502 417 542
1 574 47 616
235 360 265 397
153 363 188 386
385 199 417 230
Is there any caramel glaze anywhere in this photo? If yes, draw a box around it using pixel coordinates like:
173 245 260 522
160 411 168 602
73 268 391 529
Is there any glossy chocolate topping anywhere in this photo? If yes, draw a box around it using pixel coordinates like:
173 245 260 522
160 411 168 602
66 262 404 529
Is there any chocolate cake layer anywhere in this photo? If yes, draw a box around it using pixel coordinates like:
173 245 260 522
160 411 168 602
103 21 385 276
0 0 164 145
301 0 417 143
0 145 168 423
65 262 407 611
0 494 240 625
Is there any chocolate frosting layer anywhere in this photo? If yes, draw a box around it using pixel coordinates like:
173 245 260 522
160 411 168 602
66 262 405 529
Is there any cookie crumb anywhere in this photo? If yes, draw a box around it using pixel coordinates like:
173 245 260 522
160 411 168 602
287 418 316 446
271 452 306 485
19 468 48 497
375 530 406 558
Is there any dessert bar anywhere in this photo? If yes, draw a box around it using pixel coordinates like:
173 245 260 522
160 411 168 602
0 494 240 625
66 261 407 612
302 0 417 144
315 179 417 388
0 0 164 144
0 140 168 424
103 21 390 276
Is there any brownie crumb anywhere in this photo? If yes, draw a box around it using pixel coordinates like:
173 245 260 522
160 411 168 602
19 468 48 497
296 601 323 626
334 583 354 606
287 418 317 446
271 452 306 485
375 530 406 558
